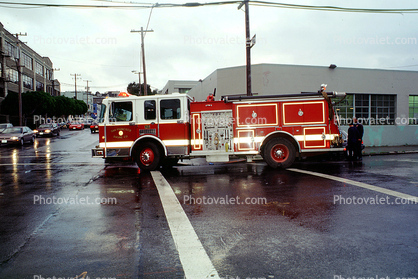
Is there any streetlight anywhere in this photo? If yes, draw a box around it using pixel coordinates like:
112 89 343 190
132 70 142 86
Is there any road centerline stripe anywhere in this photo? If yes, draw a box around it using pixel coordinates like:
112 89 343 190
288 168 418 201
151 171 220 279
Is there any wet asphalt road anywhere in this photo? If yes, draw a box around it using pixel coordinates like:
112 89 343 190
0 129 417 279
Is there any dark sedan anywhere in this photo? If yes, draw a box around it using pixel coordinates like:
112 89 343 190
0 126 35 146
34 123 60 137
90 123 99 133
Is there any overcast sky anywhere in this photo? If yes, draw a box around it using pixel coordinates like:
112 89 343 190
1 0 417 93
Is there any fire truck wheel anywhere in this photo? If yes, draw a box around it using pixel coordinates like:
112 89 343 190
135 142 161 171
264 138 296 168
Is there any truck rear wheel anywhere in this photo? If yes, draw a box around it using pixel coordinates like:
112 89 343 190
135 142 161 171
263 138 296 169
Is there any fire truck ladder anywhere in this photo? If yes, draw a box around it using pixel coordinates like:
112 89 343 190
222 91 345 102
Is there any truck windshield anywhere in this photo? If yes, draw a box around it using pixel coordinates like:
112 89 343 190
98 104 106 123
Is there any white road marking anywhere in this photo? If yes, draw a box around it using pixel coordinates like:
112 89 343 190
151 171 220 279
288 168 418 201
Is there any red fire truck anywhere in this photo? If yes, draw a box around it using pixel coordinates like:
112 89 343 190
92 87 346 171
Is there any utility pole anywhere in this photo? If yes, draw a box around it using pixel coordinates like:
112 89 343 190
84 80 92 112
15 32 27 126
70 73 81 100
17 52 23 125
131 27 153 96
238 0 255 96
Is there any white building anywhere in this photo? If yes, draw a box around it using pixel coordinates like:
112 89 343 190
161 80 200 95
186 63 418 147
62 91 93 110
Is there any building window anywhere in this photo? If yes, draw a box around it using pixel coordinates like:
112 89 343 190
46 69 53 80
5 41 18 59
371 95 396 125
6 68 18 84
23 75 33 90
36 81 44 92
335 94 396 125
22 52 33 70
335 94 354 122
35 62 44 76
177 88 190 93
355 94 370 120
409 95 418 125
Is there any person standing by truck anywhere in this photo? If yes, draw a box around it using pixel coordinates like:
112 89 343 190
347 123 360 160
353 117 364 160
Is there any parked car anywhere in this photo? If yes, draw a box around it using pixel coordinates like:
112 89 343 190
68 122 84 130
83 118 95 127
0 126 35 146
0 123 13 133
34 123 60 137
90 122 99 133
58 122 67 129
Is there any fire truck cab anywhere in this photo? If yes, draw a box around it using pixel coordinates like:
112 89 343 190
92 89 345 171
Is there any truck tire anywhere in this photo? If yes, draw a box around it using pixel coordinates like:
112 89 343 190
263 137 296 169
135 142 161 171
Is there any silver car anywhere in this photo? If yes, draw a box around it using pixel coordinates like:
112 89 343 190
0 123 13 133
0 126 35 146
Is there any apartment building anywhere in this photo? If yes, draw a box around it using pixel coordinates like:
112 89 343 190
0 22 60 105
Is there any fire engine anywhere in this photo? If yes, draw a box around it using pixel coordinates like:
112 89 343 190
92 86 346 171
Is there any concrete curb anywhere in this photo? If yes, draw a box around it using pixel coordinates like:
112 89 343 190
363 146 418 156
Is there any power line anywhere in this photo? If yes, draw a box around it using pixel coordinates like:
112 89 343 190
60 82 129 89
0 1 418 14
52 57 135 68
248 1 418 14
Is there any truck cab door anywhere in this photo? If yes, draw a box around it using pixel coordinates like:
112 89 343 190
158 97 190 156
104 100 137 155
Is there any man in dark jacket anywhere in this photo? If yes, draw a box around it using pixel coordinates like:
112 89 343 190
353 117 364 160
347 123 360 160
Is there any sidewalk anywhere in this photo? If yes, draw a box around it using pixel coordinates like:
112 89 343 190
363 145 418 156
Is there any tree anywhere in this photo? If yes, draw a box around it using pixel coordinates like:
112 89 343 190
23 91 55 117
127 82 154 96
0 92 19 115
127 82 140 96
0 91 87 119
53 96 70 117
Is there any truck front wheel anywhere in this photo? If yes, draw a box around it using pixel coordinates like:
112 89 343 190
135 142 161 171
263 138 296 169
